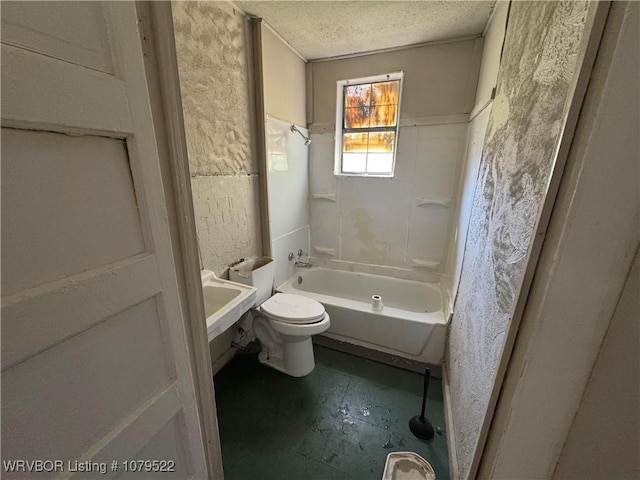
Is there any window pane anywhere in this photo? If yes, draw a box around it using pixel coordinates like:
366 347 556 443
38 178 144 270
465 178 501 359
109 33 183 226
367 131 395 153
371 80 399 107
338 76 401 176
344 107 370 128
367 153 393 174
342 153 367 173
344 84 371 108
343 132 369 152
370 105 397 127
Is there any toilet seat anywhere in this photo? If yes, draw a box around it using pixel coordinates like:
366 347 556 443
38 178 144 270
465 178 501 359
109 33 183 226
259 293 325 324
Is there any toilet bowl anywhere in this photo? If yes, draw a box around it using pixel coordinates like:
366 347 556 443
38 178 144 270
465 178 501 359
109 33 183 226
252 293 330 377
229 258 330 377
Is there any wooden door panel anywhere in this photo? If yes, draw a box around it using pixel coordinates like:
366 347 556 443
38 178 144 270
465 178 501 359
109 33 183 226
0 1 113 74
2 298 172 462
1 45 131 135
1 2 207 477
117 415 191 479
1 129 146 296
1 254 161 370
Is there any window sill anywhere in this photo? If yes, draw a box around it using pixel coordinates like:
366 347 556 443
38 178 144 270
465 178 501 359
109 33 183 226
334 172 395 179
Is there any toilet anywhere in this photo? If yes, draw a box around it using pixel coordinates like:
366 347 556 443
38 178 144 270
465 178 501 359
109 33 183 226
230 257 330 377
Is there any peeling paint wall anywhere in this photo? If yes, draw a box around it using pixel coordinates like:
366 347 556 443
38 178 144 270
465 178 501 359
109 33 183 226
442 0 509 316
446 2 592 478
172 1 262 276
307 38 481 281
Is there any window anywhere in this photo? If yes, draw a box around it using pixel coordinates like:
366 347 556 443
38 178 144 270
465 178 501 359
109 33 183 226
334 72 404 177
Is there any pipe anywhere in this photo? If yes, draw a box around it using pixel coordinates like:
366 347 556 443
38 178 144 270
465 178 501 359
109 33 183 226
290 124 311 145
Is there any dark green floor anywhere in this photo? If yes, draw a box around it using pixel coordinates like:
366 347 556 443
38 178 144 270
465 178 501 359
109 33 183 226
214 345 449 479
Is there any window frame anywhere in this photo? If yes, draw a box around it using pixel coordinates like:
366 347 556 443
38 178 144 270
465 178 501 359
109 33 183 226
334 71 404 178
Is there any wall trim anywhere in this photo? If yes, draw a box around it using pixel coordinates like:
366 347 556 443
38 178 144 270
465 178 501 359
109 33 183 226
468 98 493 123
309 34 482 63
442 362 460 480
310 114 469 134
399 114 469 127
261 20 308 63
266 113 307 131
271 224 310 243
230 1 308 63
249 17 272 257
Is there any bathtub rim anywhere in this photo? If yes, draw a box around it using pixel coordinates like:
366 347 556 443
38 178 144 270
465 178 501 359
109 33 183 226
276 267 446 325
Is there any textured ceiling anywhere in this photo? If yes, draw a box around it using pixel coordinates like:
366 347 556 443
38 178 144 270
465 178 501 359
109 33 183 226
234 1 494 60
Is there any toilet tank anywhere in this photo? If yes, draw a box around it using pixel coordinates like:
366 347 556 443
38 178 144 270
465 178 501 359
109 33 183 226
229 257 275 306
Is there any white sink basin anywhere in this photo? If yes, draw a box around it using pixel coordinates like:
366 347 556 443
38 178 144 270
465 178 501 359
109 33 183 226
201 270 256 341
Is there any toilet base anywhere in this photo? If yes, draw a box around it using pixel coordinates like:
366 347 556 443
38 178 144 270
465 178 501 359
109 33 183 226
259 336 316 377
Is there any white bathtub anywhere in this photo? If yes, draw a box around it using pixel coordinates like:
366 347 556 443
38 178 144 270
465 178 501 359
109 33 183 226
277 267 446 365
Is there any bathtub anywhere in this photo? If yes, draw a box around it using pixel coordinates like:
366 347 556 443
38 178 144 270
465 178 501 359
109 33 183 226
277 267 446 365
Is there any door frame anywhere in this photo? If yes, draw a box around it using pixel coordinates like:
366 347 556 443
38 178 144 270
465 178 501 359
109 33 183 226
134 3 223 478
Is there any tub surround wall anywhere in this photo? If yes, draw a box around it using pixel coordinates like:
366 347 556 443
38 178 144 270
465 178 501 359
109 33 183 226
172 2 261 368
265 116 310 287
308 257 439 284
442 108 491 313
446 2 593 478
261 26 309 287
307 38 481 280
309 125 467 278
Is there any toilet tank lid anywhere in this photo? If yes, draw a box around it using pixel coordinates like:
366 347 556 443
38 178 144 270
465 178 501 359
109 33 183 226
260 293 325 324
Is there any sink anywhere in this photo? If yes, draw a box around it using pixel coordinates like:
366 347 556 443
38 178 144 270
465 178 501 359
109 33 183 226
203 286 241 318
201 270 256 341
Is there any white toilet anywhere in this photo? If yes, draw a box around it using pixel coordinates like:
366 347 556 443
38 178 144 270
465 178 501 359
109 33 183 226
230 257 330 377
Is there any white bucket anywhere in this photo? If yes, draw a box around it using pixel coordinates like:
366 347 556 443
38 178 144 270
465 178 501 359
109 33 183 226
382 452 436 480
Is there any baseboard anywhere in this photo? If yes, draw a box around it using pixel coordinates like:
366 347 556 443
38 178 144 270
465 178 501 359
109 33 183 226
442 361 460 480
211 346 237 376
313 334 442 378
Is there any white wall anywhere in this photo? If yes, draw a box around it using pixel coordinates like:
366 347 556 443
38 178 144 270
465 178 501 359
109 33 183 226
261 25 308 286
307 38 482 281
266 117 310 286
553 250 639 479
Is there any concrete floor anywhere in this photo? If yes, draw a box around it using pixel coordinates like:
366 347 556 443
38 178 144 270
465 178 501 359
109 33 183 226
214 345 449 479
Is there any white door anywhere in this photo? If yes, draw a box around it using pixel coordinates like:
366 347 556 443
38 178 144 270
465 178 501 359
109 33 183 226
1 2 208 478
